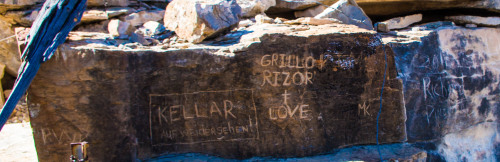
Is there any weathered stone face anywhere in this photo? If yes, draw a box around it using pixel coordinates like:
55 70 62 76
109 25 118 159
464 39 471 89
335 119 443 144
28 25 406 161
315 0 374 30
163 0 242 43
387 27 500 149
356 0 500 17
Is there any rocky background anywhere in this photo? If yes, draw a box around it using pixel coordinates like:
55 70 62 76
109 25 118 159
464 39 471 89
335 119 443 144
0 0 498 161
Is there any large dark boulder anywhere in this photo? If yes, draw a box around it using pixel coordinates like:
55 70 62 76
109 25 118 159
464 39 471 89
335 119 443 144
27 24 406 161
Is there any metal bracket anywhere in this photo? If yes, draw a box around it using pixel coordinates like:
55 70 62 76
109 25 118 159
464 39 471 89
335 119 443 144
70 142 89 162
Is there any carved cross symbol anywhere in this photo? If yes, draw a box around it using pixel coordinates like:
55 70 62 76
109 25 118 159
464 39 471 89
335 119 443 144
358 101 370 116
282 90 291 106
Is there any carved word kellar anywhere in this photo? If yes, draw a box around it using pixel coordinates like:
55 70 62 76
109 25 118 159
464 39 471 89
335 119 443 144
149 90 259 145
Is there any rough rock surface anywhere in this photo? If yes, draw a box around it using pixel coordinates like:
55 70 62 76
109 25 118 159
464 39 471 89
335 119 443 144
125 10 165 27
237 0 276 18
294 5 328 18
266 0 340 14
376 14 422 32
356 0 500 17
141 21 166 36
285 17 340 25
108 19 134 39
315 0 373 30
164 0 242 43
385 26 500 161
28 23 406 161
0 0 497 161
272 0 320 11
81 8 132 23
0 18 21 76
150 143 428 161
445 16 500 27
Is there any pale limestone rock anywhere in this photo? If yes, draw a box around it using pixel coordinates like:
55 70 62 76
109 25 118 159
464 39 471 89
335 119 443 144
255 14 273 24
0 19 21 76
238 19 255 27
81 7 133 23
81 7 132 24
164 0 241 43
445 16 500 27
125 10 165 27
315 0 373 30
376 14 422 32
141 21 166 36
237 0 276 18
108 19 135 39
439 122 499 162
296 17 340 25
81 10 109 23
295 4 328 17
283 17 339 25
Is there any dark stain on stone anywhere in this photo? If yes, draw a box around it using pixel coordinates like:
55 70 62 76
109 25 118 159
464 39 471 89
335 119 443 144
463 70 493 94
477 97 490 116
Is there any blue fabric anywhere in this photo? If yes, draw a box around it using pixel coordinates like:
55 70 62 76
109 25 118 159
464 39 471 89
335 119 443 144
0 0 87 131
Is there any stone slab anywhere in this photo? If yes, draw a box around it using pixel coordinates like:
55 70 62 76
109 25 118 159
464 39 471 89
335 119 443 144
27 25 406 161
387 27 500 142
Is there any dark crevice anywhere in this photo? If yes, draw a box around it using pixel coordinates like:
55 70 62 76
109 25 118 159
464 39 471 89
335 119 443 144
265 10 297 20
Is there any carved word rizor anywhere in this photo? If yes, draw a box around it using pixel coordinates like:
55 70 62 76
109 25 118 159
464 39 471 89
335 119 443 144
260 54 329 87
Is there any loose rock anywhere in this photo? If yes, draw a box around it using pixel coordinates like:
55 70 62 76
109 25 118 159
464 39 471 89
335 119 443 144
141 21 166 36
0 19 21 76
163 0 242 43
81 7 133 23
445 15 500 27
125 10 165 27
130 30 152 46
237 0 276 18
238 19 255 27
376 14 423 32
295 4 328 18
255 14 273 24
315 0 374 30
81 10 109 23
285 17 340 25
271 0 320 11
108 19 135 39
